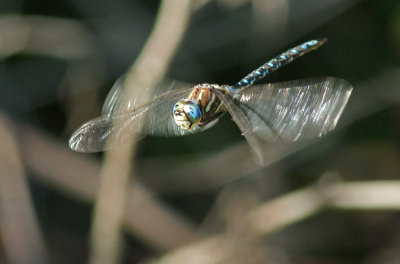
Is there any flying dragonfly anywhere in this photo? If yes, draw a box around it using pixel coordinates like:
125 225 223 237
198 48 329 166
69 39 352 164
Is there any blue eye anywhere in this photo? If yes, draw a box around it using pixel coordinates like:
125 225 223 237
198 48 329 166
183 101 201 123
173 100 186 115
173 99 202 129
173 103 179 113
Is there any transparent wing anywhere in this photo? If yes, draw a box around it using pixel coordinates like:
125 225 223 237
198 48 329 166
102 76 195 115
234 77 353 142
69 86 198 153
101 76 126 115
214 89 266 165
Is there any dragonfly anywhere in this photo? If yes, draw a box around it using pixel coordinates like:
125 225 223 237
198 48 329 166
69 39 352 164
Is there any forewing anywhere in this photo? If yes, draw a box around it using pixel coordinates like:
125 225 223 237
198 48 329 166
235 77 353 142
69 87 197 152
102 76 195 115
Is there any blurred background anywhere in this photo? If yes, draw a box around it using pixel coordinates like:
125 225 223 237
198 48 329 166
1 0 400 263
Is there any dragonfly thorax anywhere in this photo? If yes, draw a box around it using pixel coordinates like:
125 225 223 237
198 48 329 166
172 83 226 130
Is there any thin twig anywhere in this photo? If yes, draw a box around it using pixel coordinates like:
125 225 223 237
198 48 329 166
88 1 192 264
153 175 400 263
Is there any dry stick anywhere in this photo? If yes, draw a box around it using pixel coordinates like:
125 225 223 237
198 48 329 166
0 14 95 59
154 176 400 264
246 177 400 235
0 114 48 264
88 1 192 264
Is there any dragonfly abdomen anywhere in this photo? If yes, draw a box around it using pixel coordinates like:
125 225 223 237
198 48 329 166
230 39 327 92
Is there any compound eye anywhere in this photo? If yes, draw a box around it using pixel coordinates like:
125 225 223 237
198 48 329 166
172 99 202 130
173 102 181 113
173 99 187 115
183 101 201 123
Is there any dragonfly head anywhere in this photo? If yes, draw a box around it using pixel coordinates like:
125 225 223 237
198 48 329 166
173 99 202 130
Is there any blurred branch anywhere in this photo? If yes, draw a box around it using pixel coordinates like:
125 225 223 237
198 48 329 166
0 14 96 60
16 124 197 250
154 174 400 264
246 175 400 235
327 181 400 210
87 1 193 263
0 114 48 264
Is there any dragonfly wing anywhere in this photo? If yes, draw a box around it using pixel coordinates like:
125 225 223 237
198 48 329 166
235 77 353 142
102 76 195 115
70 87 197 152
101 76 126 115
214 89 265 165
